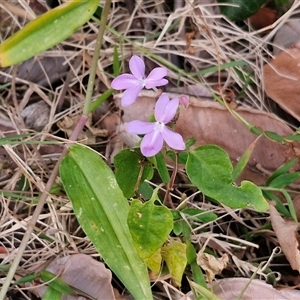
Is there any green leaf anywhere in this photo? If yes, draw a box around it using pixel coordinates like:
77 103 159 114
282 189 297 222
113 46 120 77
0 0 99 67
161 239 187 287
266 158 298 186
115 149 153 198
14 273 39 285
189 280 222 300
138 181 154 200
264 131 285 143
59 144 152 300
128 198 173 259
268 173 300 189
88 88 114 113
186 241 206 287
40 270 73 295
217 0 265 21
186 145 268 212
262 190 291 217
182 208 217 223
42 286 62 300
232 139 257 181
148 152 170 183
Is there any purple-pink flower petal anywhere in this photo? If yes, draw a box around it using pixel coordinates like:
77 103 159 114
162 97 179 123
140 131 164 157
121 85 143 107
155 94 179 124
126 120 155 135
111 74 139 90
145 67 168 89
154 93 170 122
129 55 145 79
161 127 185 151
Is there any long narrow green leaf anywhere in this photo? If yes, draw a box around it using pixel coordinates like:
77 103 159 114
40 270 73 295
0 0 99 67
42 286 62 300
59 144 152 300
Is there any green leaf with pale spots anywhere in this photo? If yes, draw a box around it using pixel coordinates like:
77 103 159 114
128 195 173 259
59 144 152 300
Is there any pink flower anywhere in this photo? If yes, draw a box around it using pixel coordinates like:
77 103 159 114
111 55 168 107
126 93 186 157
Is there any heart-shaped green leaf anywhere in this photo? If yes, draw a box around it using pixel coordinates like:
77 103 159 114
186 145 268 212
128 198 173 259
59 144 152 300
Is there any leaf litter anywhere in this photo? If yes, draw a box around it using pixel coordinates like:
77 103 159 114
2 0 300 299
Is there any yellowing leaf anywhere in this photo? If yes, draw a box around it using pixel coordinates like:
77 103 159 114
144 248 162 275
161 239 187 286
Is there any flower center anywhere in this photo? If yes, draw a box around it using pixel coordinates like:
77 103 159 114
155 121 165 132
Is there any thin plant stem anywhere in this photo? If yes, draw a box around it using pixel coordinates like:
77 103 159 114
0 0 111 298
83 0 111 116
163 151 178 208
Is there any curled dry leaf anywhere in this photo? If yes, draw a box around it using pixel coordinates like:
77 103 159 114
196 251 228 282
263 42 300 121
269 203 300 272
120 94 300 184
21 100 50 130
35 254 116 300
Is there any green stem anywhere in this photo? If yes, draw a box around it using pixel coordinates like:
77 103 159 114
83 0 111 116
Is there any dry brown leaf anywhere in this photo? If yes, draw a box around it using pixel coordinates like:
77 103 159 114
211 278 300 300
248 7 277 29
0 56 69 87
263 42 300 121
273 20 300 55
120 94 300 184
196 251 228 282
35 254 116 300
182 278 300 300
269 203 300 272
181 278 300 300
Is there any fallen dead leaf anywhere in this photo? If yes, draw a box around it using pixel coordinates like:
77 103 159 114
263 42 300 121
269 203 300 272
196 251 228 282
211 278 300 300
273 19 300 55
0 56 69 87
34 254 116 300
181 278 300 300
